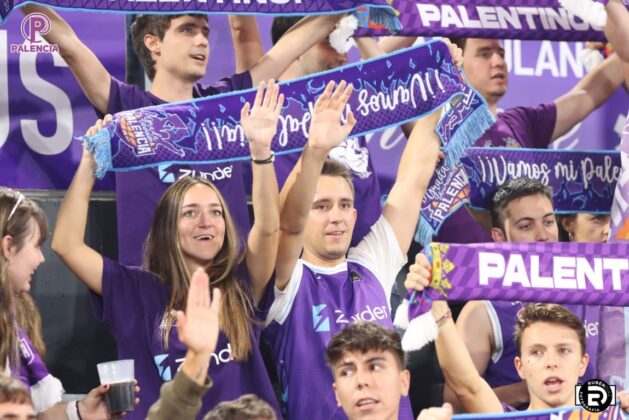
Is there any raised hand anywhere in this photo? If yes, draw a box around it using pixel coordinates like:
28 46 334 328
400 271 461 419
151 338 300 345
176 268 222 357
82 115 113 175
441 38 463 69
417 403 453 420
307 80 357 152
241 79 284 160
404 252 432 292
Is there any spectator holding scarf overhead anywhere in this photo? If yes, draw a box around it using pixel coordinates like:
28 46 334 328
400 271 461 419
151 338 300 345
52 81 283 419
0 189 137 419
451 179 600 412
21 5 345 267
405 259 629 414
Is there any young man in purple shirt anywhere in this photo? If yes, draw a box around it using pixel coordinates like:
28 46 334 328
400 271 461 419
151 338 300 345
22 6 344 265
264 40 463 418
434 38 629 244
451 178 599 411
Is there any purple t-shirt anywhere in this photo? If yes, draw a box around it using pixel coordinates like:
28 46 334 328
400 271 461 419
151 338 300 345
92 258 279 420
264 217 413 419
484 301 598 389
271 136 382 247
103 75 253 266
434 103 557 244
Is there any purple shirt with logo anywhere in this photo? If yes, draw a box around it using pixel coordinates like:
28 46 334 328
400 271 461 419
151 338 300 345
264 217 412 419
434 103 557 244
484 301 598 389
103 75 252 266
92 257 279 420
272 135 382 247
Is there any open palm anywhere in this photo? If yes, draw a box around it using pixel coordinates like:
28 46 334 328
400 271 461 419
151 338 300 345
241 79 284 158
176 268 221 355
308 80 356 152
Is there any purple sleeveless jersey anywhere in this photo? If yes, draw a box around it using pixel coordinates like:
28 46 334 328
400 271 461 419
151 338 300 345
102 75 253 266
264 217 413 419
434 103 557 244
92 258 280 420
484 301 599 388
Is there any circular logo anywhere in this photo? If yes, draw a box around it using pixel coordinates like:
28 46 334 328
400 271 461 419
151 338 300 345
577 379 614 412
21 13 51 44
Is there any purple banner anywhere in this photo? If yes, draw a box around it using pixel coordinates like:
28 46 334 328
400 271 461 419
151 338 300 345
0 10 123 190
425 242 629 306
356 0 607 41
463 148 620 212
1 0 395 24
84 40 494 177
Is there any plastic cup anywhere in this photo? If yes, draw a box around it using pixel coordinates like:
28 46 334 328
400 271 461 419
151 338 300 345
96 359 135 413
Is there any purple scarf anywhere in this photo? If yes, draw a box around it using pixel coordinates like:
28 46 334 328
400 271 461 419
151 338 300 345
356 0 608 41
396 241 629 351
1 0 399 27
415 148 620 246
82 40 494 178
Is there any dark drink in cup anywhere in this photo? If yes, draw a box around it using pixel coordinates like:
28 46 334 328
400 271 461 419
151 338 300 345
97 359 135 414
105 380 135 413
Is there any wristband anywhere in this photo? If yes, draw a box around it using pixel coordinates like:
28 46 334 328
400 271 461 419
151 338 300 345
252 152 275 165
435 309 452 328
65 401 83 420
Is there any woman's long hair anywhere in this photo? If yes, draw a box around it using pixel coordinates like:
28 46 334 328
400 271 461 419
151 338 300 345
0 189 48 370
144 177 254 361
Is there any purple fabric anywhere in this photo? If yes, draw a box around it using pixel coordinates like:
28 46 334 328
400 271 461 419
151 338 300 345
92 258 280 420
431 103 556 245
273 136 382 247
484 301 598 389
1 0 397 23
104 75 252 266
422 242 629 306
264 261 413 420
16 328 50 391
82 40 494 180
462 147 620 212
355 0 607 41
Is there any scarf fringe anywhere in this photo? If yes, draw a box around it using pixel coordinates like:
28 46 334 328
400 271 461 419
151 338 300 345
558 0 607 30
80 127 113 179
366 6 402 32
401 311 439 352
442 104 495 168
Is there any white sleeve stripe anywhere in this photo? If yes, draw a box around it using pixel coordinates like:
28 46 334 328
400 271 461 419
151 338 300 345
483 301 503 364
266 262 303 326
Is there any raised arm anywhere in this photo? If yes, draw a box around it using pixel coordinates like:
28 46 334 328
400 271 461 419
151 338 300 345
20 5 111 114
381 41 463 255
274 81 356 290
241 81 283 304
228 15 265 73
51 118 109 294
552 53 628 141
249 14 343 85
382 109 440 256
147 268 221 420
406 253 503 413
447 302 530 410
